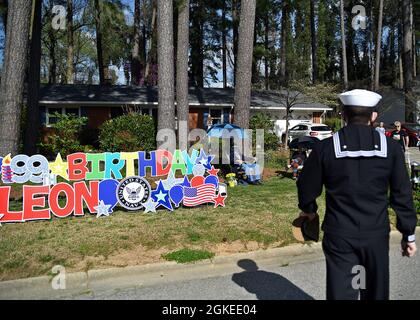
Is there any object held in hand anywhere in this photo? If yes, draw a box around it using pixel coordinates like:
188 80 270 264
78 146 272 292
292 213 320 242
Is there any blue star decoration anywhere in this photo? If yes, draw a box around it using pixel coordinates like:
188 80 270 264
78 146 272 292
195 149 215 170
151 180 173 211
179 176 191 187
94 200 112 218
143 198 157 214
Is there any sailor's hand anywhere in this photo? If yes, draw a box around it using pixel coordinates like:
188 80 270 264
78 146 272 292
299 212 317 221
401 241 417 258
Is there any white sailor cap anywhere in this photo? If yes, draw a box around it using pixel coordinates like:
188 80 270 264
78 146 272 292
339 89 382 108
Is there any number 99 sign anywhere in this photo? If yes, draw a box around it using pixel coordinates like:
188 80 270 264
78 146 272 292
10 155 49 184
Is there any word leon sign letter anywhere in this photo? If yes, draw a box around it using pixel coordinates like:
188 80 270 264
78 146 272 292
0 149 227 224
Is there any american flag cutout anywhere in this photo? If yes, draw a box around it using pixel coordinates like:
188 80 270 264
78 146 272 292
183 184 216 207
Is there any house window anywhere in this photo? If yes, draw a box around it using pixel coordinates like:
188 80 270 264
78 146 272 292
46 106 81 126
209 109 222 125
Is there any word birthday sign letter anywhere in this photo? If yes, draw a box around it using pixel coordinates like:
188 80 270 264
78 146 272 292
0 149 227 224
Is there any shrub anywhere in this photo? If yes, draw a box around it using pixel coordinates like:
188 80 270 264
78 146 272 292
265 149 289 169
99 113 156 152
324 117 342 132
39 113 88 158
250 113 279 151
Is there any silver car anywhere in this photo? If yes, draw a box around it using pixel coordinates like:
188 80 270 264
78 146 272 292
288 123 333 142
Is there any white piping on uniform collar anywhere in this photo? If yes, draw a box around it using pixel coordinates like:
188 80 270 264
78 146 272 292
333 131 388 158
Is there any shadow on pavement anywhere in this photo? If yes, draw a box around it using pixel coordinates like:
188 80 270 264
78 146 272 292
232 259 315 300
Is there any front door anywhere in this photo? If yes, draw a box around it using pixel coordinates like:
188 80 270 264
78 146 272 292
313 112 323 124
189 108 204 130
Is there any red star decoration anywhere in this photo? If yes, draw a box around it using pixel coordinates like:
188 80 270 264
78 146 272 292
213 193 226 208
207 166 220 176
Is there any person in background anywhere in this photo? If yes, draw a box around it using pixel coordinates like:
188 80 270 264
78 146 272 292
376 122 386 135
207 115 213 130
289 148 307 180
391 121 409 153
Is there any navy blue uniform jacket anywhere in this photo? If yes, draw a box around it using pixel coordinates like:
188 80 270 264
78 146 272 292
297 124 418 240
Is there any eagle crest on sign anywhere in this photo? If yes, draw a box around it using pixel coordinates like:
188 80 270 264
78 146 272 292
126 186 142 201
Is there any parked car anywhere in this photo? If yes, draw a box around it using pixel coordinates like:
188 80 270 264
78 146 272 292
385 123 420 147
288 123 333 143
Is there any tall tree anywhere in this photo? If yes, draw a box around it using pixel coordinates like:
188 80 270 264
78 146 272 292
0 0 32 155
176 0 190 131
232 0 239 84
310 0 318 84
221 0 228 88
279 0 289 85
402 0 414 121
233 0 256 129
24 0 42 155
94 0 105 85
374 0 384 91
145 0 157 84
131 0 144 85
340 0 348 90
190 0 204 87
157 0 175 133
66 0 74 84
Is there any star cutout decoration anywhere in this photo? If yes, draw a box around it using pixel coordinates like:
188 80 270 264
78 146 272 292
195 149 215 170
49 153 69 180
143 198 157 214
179 176 191 187
0 214 4 227
162 171 184 189
207 166 220 176
151 181 173 211
94 200 112 218
213 194 226 208
162 171 177 189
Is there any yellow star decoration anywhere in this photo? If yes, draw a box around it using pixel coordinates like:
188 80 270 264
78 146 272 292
49 153 69 180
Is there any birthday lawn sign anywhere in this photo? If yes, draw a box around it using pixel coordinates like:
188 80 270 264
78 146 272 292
0 149 227 224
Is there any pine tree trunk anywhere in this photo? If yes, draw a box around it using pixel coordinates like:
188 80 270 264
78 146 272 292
222 3 227 88
66 0 74 84
132 0 143 85
280 0 288 85
402 0 414 121
24 0 42 155
0 0 32 155
411 1 416 79
310 0 318 84
157 0 175 133
264 11 269 90
233 0 257 129
145 0 157 83
176 0 189 127
190 0 204 87
374 0 384 91
94 0 105 85
340 0 349 90
232 0 239 85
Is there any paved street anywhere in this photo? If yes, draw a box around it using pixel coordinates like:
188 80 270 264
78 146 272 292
407 147 420 164
77 244 420 300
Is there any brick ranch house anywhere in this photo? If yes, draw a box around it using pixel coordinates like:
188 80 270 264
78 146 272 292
38 85 333 145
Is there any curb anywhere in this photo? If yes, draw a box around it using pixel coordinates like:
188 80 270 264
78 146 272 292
0 228 418 299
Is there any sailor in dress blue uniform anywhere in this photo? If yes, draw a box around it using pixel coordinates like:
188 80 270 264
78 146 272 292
297 89 418 300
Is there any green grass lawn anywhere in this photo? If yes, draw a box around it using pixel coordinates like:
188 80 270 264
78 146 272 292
0 175 415 282
0 177 321 281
